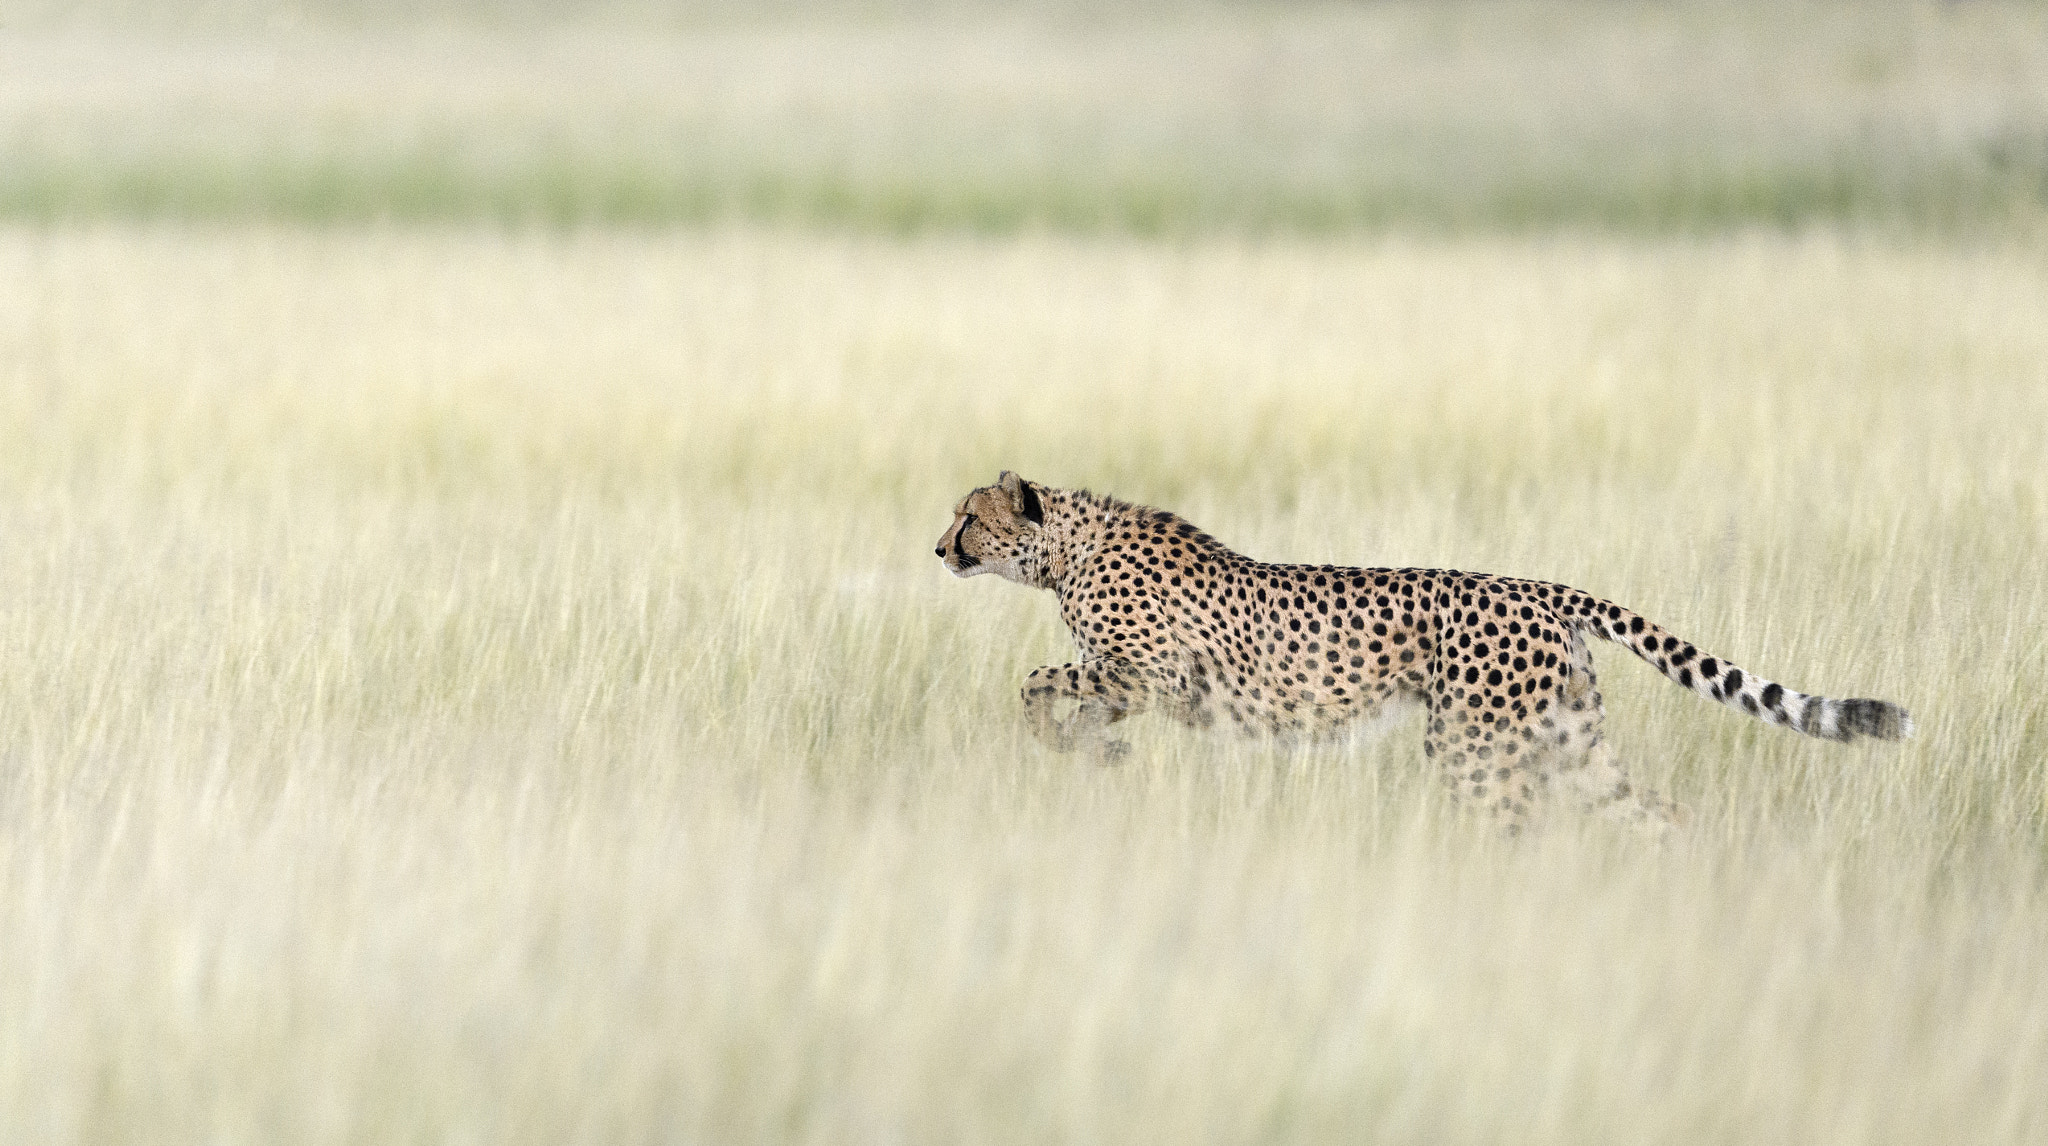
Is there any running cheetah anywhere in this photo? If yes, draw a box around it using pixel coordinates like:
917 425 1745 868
936 472 1911 831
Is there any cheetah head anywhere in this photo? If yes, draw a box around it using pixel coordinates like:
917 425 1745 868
936 471 1049 584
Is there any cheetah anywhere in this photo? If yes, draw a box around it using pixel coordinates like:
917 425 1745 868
936 472 1911 832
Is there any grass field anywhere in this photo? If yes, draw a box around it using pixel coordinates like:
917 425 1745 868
0 225 2044 1143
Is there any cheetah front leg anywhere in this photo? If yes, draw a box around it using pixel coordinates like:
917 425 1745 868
1021 658 1147 763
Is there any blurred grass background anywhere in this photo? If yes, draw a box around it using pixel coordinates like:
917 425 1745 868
4 1 2047 233
2 227 2044 1143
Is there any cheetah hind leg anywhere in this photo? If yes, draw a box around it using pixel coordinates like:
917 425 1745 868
1426 714 1684 836
1423 708 1547 836
1533 655 1686 834
1550 735 1689 833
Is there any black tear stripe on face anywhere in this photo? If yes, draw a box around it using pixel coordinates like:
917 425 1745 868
1018 482 1044 525
953 514 980 567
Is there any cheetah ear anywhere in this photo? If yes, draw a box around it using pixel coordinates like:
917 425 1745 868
998 470 1044 526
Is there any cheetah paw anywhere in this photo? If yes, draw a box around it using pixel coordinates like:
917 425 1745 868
1092 740 1133 766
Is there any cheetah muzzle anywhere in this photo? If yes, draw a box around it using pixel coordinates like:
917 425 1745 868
937 472 1913 833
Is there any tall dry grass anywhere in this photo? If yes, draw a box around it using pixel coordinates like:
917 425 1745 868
0 226 2044 1142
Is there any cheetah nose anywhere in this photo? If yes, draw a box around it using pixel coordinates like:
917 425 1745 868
934 545 946 558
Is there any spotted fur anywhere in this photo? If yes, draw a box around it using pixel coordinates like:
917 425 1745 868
937 472 1912 832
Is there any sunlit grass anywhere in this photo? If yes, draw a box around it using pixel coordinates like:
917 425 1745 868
0 226 2043 1142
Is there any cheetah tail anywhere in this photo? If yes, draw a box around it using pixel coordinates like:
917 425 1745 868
1572 600 1913 743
